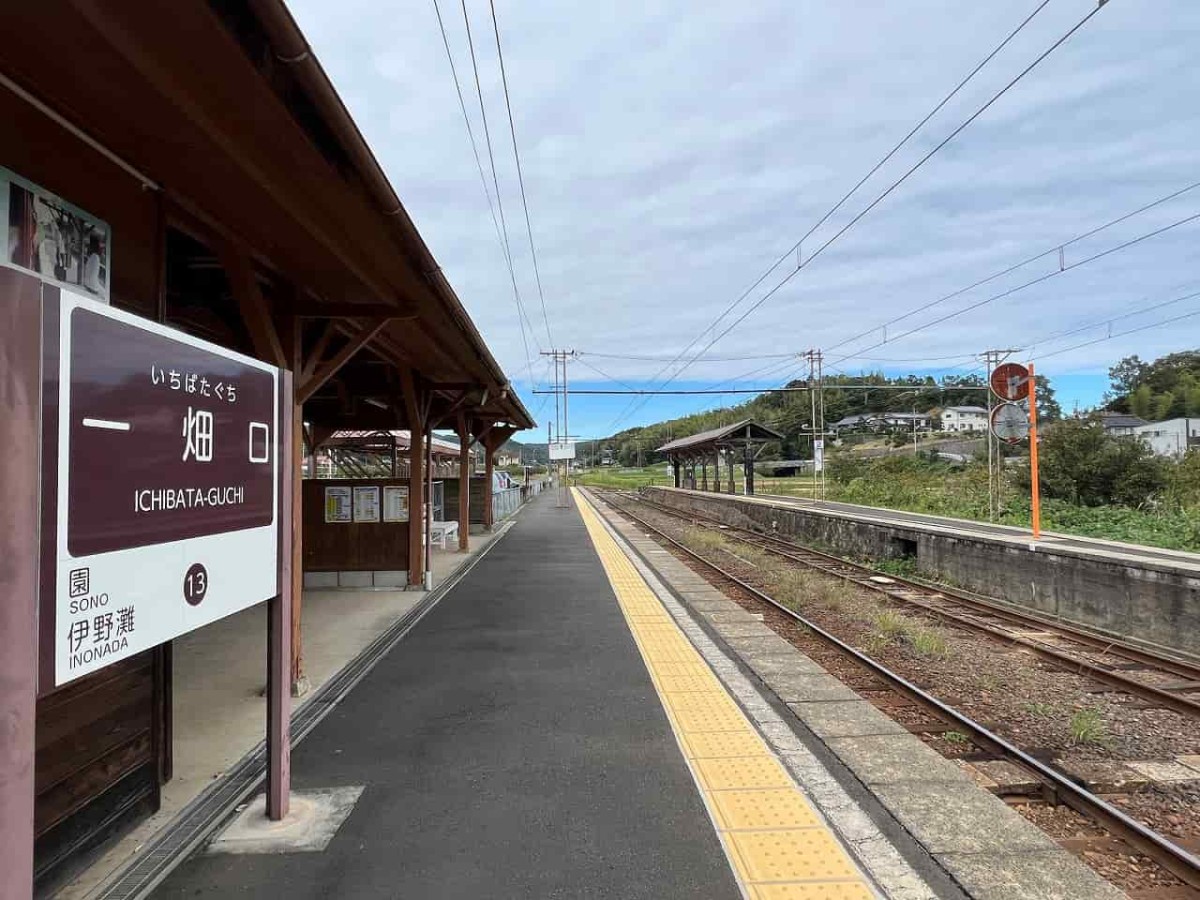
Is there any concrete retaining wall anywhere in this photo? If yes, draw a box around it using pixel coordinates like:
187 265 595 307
644 487 1200 656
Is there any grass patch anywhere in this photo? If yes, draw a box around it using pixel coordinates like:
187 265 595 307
943 730 970 745
1024 701 1055 718
1068 707 1108 746
873 610 910 638
908 626 950 658
682 529 726 553
875 557 918 578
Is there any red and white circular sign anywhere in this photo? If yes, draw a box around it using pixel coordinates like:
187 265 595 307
990 363 1030 401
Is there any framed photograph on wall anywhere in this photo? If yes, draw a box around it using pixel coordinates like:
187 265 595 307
2 167 111 303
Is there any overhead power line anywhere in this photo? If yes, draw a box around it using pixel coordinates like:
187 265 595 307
829 208 1200 366
1032 301 1200 362
432 0 539 384
488 0 554 348
674 0 1110 370
607 0 1103 431
825 178 1200 354
1025 282 1200 352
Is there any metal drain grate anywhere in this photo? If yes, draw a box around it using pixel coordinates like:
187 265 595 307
92 525 511 900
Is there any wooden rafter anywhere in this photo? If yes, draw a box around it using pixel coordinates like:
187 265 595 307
297 319 389 404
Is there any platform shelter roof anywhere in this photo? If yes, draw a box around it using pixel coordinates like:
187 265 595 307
657 420 784 456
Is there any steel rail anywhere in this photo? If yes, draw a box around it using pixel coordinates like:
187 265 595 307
623 492 1200 717
590 489 1200 890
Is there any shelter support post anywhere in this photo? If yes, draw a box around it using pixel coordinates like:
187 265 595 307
424 424 433 589
457 413 471 551
701 460 708 491
400 369 428 587
481 427 517 531
727 450 735 493
744 444 755 496
483 440 495 531
0 271 40 900
713 450 721 492
672 458 681 489
267 371 295 820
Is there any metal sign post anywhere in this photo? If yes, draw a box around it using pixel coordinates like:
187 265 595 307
1028 363 1042 540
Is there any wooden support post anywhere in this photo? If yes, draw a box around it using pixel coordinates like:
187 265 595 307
267 371 294 819
714 450 721 492
744 444 756 495
424 424 434 589
457 414 471 552
672 458 681 488
727 450 735 493
0 270 40 900
400 369 426 587
701 460 708 491
483 439 495 532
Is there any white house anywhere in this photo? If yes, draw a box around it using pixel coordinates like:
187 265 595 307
940 406 988 432
1133 418 1200 458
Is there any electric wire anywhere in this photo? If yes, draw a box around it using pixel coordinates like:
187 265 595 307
828 209 1200 366
489 0 554 347
674 0 1110 373
432 0 539 385
1031 303 1200 363
825 178 1200 355
607 0 1104 431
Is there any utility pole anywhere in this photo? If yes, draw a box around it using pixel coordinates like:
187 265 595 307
541 349 576 506
980 348 1019 520
805 349 826 501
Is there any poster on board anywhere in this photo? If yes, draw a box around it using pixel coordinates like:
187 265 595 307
324 486 352 523
2 167 111 303
353 485 380 522
383 485 409 522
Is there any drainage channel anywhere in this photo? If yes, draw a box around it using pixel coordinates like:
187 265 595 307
91 524 513 900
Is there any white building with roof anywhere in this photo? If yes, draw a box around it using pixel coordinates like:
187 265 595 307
940 406 988 432
1133 418 1200 458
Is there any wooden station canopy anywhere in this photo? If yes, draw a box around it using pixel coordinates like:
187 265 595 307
657 419 784 458
658 420 783 494
1 4 538 880
0 0 534 439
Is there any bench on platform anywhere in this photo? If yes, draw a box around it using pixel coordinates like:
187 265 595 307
430 520 460 550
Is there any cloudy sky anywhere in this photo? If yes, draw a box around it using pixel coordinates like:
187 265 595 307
288 0 1200 439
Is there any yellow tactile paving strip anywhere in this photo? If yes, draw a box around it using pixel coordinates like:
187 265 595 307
574 490 876 900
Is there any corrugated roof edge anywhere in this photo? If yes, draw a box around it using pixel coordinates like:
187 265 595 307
656 419 785 453
246 0 534 430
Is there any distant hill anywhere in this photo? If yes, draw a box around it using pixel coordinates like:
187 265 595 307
502 438 548 464
598 370 1059 468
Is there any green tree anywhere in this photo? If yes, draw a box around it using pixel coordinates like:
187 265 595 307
1129 384 1154 419
1107 355 1149 405
1153 391 1176 420
1032 418 1167 507
1034 374 1062 422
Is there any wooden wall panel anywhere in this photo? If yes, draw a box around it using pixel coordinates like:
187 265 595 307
33 655 155 836
0 88 160 318
303 479 411 572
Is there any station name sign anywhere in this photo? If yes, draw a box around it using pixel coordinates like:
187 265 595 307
46 292 281 687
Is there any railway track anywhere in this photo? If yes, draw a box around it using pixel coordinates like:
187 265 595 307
611 491 1200 720
590 488 1200 893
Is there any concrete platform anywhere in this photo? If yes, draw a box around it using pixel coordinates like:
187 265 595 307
594 489 1126 900
55 533 504 900
149 491 742 899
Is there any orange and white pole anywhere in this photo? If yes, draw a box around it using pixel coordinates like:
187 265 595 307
1027 363 1041 540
